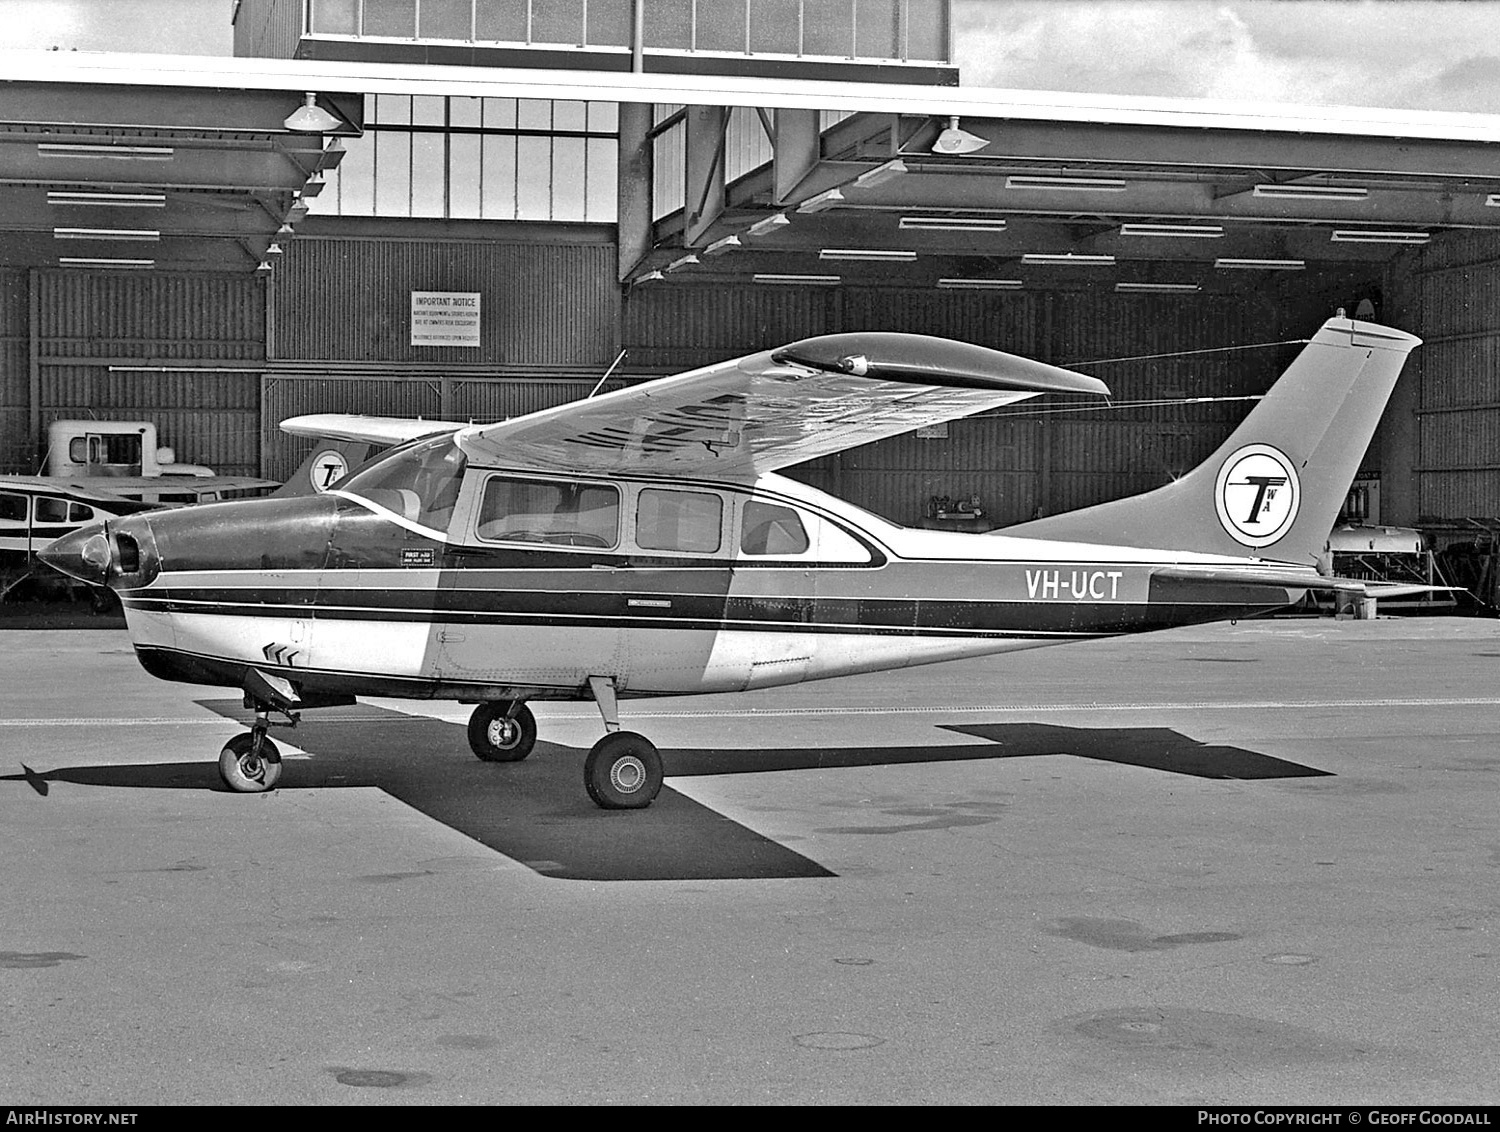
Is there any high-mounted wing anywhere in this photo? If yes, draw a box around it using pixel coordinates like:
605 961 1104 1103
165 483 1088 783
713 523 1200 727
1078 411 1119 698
454 333 1109 479
280 414 472 446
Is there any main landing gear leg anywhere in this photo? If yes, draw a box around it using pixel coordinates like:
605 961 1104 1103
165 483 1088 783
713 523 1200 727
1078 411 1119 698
219 703 295 793
582 675 662 810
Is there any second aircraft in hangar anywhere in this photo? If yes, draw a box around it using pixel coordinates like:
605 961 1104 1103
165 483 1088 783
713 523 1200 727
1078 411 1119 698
43 315 1420 809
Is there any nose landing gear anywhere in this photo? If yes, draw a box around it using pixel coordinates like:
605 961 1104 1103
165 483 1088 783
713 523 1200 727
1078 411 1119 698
218 704 296 793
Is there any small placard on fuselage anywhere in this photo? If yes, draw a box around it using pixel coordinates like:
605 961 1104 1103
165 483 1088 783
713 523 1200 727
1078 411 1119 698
401 547 437 567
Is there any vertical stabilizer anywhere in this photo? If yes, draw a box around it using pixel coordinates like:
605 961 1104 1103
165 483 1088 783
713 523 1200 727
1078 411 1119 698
1001 317 1421 565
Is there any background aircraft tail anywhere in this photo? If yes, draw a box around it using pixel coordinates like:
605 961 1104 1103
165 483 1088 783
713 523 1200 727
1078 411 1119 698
1000 316 1422 565
272 438 375 498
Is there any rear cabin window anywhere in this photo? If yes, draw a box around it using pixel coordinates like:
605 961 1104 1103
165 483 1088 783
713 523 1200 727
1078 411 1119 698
740 500 810 555
477 476 620 548
0 492 24 522
635 488 722 554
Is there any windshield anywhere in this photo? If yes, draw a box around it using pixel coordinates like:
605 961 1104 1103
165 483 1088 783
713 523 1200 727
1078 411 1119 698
339 433 467 532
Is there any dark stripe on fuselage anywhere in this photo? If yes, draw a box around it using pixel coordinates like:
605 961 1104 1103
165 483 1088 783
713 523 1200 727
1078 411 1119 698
121 581 1286 638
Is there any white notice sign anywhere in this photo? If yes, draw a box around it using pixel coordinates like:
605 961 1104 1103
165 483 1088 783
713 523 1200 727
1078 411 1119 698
411 291 481 347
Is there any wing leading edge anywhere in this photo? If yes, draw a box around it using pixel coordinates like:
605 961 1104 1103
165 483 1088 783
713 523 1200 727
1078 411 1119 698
454 333 1109 479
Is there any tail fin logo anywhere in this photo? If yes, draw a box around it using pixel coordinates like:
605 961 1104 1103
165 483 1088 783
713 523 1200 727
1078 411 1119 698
310 449 349 493
1214 444 1300 548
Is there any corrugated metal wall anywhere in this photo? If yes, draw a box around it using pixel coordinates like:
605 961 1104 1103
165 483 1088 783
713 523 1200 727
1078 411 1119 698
625 285 1283 525
0 270 27 474
271 236 621 367
232 0 304 59
7 227 1347 522
261 373 627 480
1396 231 1500 521
31 271 266 477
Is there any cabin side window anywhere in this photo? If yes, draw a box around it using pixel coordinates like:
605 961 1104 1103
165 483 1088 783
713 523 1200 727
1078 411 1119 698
0 492 25 523
34 497 70 524
738 498 873 563
635 488 723 554
740 500 809 555
476 476 620 549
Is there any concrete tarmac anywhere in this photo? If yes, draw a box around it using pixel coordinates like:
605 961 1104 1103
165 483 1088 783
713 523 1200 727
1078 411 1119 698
1 617 1498 1106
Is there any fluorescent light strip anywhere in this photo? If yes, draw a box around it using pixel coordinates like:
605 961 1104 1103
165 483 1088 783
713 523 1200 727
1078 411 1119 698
1215 257 1305 270
38 143 173 160
1007 175 1127 192
753 273 840 285
937 278 1023 290
1115 282 1202 293
900 216 1007 233
665 253 699 271
819 248 917 262
57 257 155 268
1253 184 1367 201
53 227 160 242
1330 229 1430 244
703 236 740 256
1020 253 1115 265
46 191 166 208
1119 223 1223 238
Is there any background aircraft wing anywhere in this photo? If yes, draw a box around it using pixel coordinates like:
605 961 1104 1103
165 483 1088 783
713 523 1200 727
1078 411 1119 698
453 333 1109 479
280 413 472 446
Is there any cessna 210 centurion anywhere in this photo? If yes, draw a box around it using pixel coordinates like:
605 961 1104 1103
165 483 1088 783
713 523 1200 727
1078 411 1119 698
42 315 1419 809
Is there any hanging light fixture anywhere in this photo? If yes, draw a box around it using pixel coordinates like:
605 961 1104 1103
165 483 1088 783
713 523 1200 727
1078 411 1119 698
931 117 989 156
284 93 341 133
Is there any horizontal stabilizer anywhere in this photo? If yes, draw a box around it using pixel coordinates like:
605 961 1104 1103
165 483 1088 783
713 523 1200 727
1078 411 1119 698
1152 565 1363 593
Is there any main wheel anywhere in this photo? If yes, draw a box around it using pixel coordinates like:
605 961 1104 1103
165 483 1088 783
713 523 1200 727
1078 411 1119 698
584 731 663 810
467 701 537 762
219 732 283 792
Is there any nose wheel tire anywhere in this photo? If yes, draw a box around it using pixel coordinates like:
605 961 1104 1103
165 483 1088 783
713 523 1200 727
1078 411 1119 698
468 701 537 762
584 732 663 810
219 732 283 792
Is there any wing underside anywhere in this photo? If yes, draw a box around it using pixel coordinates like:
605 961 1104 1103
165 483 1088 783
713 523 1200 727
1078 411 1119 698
454 333 1109 479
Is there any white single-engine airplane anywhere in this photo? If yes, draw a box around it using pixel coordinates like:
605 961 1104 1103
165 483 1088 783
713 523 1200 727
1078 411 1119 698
42 315 1420 809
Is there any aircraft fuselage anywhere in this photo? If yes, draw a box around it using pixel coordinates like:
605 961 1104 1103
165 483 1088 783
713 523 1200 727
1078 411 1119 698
68 467 1303 705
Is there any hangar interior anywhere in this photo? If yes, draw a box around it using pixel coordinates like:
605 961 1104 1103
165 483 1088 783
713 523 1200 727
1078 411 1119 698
3 0 1500 598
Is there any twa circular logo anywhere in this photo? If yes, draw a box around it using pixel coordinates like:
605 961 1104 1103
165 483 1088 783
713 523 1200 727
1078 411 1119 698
309 449 349 493
1214 444 1300 548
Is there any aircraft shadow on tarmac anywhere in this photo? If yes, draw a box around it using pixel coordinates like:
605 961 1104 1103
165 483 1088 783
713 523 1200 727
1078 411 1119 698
4 702 1328 882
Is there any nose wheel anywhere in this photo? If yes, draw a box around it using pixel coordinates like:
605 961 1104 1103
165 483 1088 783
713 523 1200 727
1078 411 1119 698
219 730 283 792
